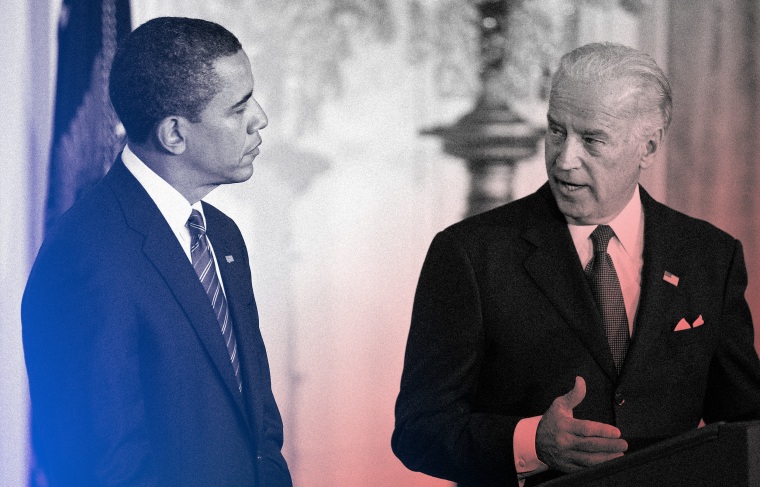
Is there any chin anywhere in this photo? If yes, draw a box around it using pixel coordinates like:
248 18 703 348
243 163 255 180
244 156 255 168
556 201 590 225
235 168 254 183
222 168 253 186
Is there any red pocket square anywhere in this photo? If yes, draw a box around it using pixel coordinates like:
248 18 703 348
674 315 704 332
674 318 691 332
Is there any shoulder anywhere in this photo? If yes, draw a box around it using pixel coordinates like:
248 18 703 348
419 185 562 272
30 160 162 286
440 184 559 244
44 158 150 250
641 189 744 284
23 178 131 318
642 190 738 250
41 180 124 258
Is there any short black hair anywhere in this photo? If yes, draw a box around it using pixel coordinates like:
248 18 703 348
109 17 242 144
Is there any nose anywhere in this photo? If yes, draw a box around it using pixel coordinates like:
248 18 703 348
247 97 268 134
551 135 582 171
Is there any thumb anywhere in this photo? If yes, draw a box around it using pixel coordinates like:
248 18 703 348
559 376 587 411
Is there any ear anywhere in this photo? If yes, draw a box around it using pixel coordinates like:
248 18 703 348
639 126 663 170
155 116 188 155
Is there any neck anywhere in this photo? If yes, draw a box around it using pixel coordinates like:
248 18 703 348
127 142 215 204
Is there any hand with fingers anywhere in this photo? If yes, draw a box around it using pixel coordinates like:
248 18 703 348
536 376 628 473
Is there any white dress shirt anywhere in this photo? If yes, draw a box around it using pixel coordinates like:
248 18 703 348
514 186 645 482
121 145 227 294
567 185 645 335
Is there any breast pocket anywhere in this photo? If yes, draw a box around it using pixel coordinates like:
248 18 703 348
668 315 707 348
663 314 712 385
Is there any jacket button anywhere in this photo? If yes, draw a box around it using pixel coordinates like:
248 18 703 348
615 393 625 406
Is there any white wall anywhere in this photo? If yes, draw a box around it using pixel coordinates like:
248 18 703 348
0 1 58 485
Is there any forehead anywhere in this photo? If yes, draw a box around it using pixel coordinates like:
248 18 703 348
210 50 253 100
548 76 639 131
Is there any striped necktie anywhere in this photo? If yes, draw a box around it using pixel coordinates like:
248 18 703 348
585 225 629 373
187 210 242 393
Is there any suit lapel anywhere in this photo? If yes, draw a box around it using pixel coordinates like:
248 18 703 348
521 185 619 382
619 188 683 380
104 158 248 420
203 207 265 436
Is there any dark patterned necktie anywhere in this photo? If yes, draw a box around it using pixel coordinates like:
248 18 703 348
187 210 242 393
585 225 629 373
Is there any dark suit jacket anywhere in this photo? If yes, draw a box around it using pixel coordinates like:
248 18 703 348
392 183 760 486
22 158 292 487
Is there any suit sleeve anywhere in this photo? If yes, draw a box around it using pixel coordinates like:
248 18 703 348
236 231 293 487
22 235 160 487
253 342 292 487
392 231 522 486
249 300 292 487
703 239 760 422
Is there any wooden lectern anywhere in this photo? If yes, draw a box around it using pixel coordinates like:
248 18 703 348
541 421 760 487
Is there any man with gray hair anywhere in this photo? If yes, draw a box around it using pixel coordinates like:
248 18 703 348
393 42 760 486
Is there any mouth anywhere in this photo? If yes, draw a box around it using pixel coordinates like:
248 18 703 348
245 141 261 156
554 177 588 193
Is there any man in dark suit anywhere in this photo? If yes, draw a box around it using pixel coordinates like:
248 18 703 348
392 43 760 486
22 17 291 486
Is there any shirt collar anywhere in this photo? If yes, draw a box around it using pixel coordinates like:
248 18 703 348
121 144 205 230
567 185 644 259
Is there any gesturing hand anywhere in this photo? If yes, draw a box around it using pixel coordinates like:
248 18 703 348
535 376 627 473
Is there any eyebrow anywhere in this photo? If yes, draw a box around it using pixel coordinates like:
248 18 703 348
547 114 609 138
231 91 253 111
584 129 608 138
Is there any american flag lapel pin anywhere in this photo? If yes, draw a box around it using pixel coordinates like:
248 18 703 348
663 271 679 286
225 255 234 264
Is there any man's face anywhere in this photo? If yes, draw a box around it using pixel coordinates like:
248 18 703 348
183 50 267 189
545 76 652 225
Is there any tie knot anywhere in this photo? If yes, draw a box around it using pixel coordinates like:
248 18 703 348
590 224 615 254
187 209 206 237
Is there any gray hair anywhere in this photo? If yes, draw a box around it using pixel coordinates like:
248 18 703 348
551 42 672 134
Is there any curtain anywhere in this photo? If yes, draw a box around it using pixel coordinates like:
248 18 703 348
46 0 131 230
667 0 760 350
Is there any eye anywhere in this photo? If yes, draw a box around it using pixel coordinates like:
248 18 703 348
548 125 565 137
583 136 602 145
